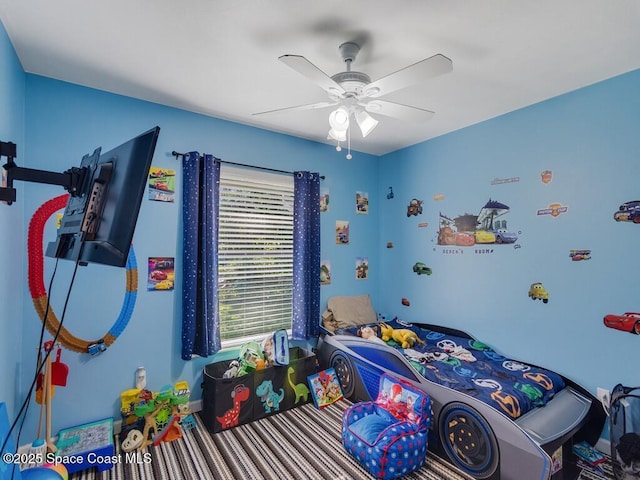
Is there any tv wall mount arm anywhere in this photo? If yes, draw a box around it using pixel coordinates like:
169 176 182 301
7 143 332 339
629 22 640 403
1 140 89 205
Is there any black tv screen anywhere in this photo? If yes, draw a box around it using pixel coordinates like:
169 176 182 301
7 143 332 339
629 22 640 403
46 126 160 267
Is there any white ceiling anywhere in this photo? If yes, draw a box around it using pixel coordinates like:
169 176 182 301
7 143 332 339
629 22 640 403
1 0 639 156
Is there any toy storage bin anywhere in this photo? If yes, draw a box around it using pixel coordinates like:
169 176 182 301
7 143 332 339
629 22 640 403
201 347 316 434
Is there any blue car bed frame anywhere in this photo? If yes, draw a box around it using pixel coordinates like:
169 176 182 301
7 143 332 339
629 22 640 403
317 319 606 480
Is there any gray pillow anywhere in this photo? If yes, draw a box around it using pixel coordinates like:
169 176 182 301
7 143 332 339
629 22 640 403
327 294 377 329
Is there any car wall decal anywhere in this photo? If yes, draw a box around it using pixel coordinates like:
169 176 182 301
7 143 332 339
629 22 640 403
613 200 640 224
407 198 423 217
490 176 520 186
320 261 331 285
148 256 175 291
412 262 432 275
536 202 568 218
603 312 640 335
528 282 549 304
356 191 369 214
320 190 329 212
355 257 368 280
335 220 349 244
540 170 553 184
386 187 394 199
569 249 591 261
437 198 519 250
148 166 176 203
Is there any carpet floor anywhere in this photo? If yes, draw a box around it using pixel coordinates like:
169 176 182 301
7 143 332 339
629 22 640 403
67 399 473 480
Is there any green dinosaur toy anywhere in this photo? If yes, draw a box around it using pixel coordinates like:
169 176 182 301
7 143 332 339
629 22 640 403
287 366 310 404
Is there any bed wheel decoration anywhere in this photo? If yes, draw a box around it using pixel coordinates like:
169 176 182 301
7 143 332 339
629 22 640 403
330 351 355 399
438 402 499 479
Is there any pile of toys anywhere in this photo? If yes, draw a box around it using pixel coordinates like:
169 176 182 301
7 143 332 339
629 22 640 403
119 381 195 452
223 330 289 378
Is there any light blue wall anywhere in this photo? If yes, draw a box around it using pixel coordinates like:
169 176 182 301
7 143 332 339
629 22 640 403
378 68 640 393
17 75 379 437
0 20 25 419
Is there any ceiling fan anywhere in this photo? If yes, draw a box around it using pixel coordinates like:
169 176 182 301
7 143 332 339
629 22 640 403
253 42 453 148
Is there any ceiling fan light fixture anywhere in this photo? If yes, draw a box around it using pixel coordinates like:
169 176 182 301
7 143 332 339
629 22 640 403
355 110 379 138
329 106 350 132
269 43 453 157
328 128 347 142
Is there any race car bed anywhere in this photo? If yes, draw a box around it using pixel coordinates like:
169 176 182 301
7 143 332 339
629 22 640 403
316 296 605 480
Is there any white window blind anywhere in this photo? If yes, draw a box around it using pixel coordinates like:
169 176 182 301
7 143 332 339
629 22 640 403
218 167 294 346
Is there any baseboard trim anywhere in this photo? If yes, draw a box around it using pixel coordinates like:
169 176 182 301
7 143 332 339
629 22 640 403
594 437 610 455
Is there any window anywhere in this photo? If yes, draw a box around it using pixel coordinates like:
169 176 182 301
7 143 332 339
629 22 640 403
218 167 294 346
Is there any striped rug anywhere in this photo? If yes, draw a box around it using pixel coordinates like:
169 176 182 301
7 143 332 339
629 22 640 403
69 399 472 480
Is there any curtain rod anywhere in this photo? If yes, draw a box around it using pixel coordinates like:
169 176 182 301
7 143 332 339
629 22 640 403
171 151 324 179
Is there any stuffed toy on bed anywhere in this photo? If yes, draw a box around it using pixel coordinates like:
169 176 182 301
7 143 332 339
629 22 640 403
379 323 424 349
357 326 386 345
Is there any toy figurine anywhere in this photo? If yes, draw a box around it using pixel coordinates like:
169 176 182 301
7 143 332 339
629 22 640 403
357 326 386 345
223 360 240 379
237 341 264 376
379 323 424 349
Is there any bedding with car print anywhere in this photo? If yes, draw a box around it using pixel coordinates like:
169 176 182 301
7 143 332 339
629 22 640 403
338 317 565 420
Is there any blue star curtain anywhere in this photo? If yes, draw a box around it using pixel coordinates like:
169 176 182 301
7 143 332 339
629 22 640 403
181 152 221 359
292 171 321 340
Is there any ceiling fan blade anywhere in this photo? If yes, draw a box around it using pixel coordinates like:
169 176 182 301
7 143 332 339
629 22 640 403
279 55 346 96
363 54 452 98
253 101 337 116
365 100 435 123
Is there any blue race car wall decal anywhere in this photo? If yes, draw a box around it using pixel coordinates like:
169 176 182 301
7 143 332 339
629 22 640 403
613 200 640 223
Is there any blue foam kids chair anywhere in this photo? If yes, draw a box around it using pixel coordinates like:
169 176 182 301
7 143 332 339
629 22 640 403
342 373 432 479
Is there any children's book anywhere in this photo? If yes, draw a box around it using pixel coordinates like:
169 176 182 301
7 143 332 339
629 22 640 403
307 368 343 409
572 441 607 466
